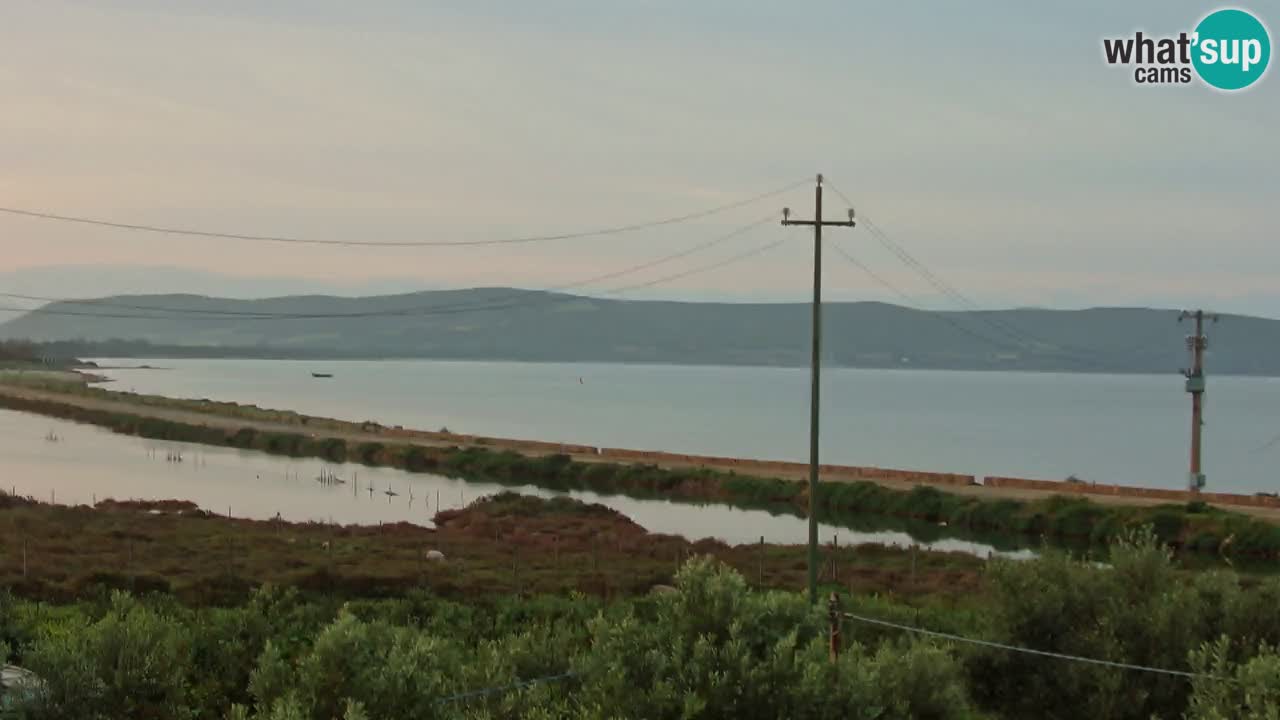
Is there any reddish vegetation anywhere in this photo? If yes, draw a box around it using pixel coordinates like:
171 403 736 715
0 491 984 604
92 498 205 514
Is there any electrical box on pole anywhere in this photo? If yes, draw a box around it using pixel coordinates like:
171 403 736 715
1179 310 1218 493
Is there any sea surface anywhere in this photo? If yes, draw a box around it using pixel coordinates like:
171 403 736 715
89 358 1280 494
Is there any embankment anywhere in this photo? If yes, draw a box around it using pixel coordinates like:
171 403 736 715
983 475 1280 510
2 381 1280 558
9 372 1273 511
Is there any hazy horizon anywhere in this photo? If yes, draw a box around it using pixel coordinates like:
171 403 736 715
4 263 1280 320
3 1 1278 317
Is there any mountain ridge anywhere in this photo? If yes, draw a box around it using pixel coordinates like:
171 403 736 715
3 288 1279 375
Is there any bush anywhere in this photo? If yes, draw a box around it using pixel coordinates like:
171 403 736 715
1185 638 1280 720
356 443 384 466
318 438 347 463
22 592 189 720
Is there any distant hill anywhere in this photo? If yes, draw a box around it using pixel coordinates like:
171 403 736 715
3 288 1279 375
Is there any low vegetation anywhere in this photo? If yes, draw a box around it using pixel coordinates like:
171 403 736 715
0 531 1277 719
0 492 983 605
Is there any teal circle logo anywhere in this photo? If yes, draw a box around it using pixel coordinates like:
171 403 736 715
1192 8 1271 90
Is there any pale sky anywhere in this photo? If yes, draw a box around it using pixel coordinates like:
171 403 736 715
1 1 1277 315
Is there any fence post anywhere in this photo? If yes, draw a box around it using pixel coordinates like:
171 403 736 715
828 592 841 664
758 535 764 586
910 544 917 587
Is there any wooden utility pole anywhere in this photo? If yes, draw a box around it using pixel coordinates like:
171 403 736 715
1179 310 1218 493
782 174 855 605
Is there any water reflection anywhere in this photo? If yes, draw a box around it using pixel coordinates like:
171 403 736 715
0 409 1028 559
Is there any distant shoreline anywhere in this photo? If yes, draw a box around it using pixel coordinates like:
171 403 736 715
79 354 1280 381
7 292 1278 375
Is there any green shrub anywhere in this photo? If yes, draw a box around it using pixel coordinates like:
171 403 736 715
355 442 384 466
22 593 189 720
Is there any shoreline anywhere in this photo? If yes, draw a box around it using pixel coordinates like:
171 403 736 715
18 368 1280 517
2 375 1280 559
81 352 1280 380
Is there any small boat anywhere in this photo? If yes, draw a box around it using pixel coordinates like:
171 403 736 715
311 372 333 379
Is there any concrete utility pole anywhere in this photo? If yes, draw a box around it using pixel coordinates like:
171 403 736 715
1179 309 1218 493
782 174 855 605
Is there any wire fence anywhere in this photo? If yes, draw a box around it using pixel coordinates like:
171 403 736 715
839 610 1207 679
436 671 578 706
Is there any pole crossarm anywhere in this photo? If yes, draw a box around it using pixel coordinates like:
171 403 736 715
782 220 857 228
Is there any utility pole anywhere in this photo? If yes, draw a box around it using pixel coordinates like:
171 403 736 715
782 174 855 605
1179 309 1218 493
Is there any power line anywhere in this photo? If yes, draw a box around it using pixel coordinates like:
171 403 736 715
0 179 806 248
436 671 577 705
826 183 1042 348
842 611 1209 680
606 235 786 295
1251 431 1280 454
829 241 1037 355
823 181 1158 371
0 213 768 317
0 218 777 322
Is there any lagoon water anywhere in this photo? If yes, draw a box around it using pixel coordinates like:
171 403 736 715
90 358 1280 494
0 409 1021 557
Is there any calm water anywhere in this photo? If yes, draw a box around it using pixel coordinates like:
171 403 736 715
90 359 1280 493
0 409 1020 557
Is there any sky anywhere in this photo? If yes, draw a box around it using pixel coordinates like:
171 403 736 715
1 0 1277 316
